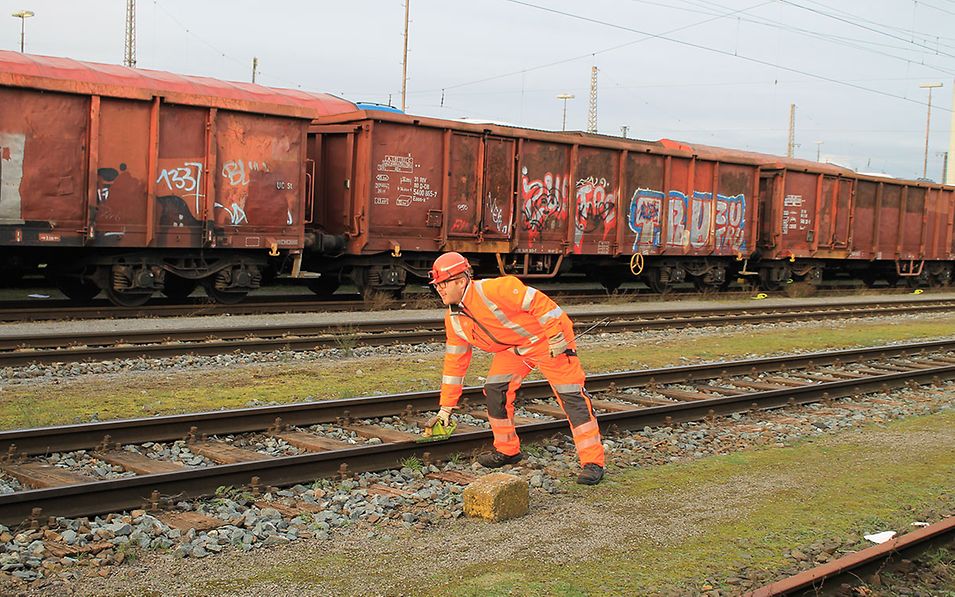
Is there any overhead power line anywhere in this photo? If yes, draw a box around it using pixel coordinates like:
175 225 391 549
665 0 955 65
778 0 955 60
423 0 773 94
411 0 955 106
150 0 305 89
794 0 955 46
503 0 952 112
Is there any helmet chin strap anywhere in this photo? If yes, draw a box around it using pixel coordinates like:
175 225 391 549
457 277 472 306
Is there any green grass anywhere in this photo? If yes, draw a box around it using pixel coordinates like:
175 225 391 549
1 317 954 430
433 410 955 595
177 409 955 596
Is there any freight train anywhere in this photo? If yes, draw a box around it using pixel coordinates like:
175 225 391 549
1 51 953 305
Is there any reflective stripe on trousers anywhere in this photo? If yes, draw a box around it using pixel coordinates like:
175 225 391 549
485 347 605 467
487 415 520 456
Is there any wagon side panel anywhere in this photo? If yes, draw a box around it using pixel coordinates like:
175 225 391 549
212 111 306 252
900 185 926 259
153 105 210 248
516 140 571 254
0 88 88 244
876 183 902 259
447 132 481 238
90 97 151 247
364 122 443 253
713 162 754 256
849 179 877 259
623 151 666 255
778 170 818 257
572 146 618 256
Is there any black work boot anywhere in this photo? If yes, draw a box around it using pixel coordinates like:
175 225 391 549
477 450 523 468
577 463 604 485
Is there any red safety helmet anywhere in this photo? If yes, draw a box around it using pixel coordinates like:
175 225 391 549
429 252 471 284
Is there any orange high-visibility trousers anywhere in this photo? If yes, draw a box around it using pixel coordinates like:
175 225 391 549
483 346 605 467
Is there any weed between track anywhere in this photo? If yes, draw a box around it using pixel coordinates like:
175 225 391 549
0 317 955 431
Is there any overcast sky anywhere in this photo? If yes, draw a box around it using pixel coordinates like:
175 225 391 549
4 0 955 180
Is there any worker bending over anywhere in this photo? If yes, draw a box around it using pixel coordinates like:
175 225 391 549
427 252 605 485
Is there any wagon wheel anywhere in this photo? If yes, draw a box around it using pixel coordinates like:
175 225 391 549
161 275 199 300
859 273 879 288
56 278 100 302
104 285 152 307
645 269 672 295
201 280 249 305
307 275 341 297
783 279 818 298
598 276 623 294
930 271 950 288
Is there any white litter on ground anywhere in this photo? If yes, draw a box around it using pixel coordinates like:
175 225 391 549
863 530 897 544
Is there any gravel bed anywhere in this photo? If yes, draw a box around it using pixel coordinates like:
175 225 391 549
123 442 215 467
0 309 952 591
35 451 136 482
221 434 303 457
0 312 950 389
0 475 21 495
360 415 426 435
305 423 378 445
0 380 949 590
444 412 489 428
3 292 944 339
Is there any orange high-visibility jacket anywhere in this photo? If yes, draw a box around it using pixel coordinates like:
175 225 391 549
439 276 571 407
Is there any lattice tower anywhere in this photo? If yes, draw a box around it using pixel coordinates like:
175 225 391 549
124 0 136 67
787 103 796 158
587 65 598 134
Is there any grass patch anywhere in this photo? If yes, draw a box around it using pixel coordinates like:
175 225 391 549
171 410 955 596
1 316 955 430
434 410 955 595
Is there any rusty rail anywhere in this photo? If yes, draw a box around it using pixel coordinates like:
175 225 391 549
2 299 954 366
0 286 937 323
746 516 955 596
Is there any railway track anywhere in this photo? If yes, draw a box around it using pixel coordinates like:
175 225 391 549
0 339 952 526
0 285 921 323
2 298 955 366
748 516 955 596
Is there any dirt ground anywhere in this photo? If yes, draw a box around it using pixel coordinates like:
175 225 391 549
3 405 952 597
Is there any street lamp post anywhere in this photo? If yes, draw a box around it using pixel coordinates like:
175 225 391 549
815 140 823 162
556 93 574 131
11 10 34 53
920 82 943 179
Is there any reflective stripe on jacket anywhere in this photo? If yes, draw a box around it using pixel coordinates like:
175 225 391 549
439 276 570 407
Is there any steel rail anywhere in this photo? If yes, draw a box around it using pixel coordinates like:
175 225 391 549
0 288 609 323
4 298 953 348
2 299 954 367
2 337 952 456
0 339 952 524
0 295 366 323
0 286 929 323
746 517 955 596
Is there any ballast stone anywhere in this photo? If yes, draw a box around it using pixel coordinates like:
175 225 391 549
462 473 528 522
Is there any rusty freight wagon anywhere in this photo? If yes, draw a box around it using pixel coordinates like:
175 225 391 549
0 51 354 305
728 149 955 290
306 111 761 294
